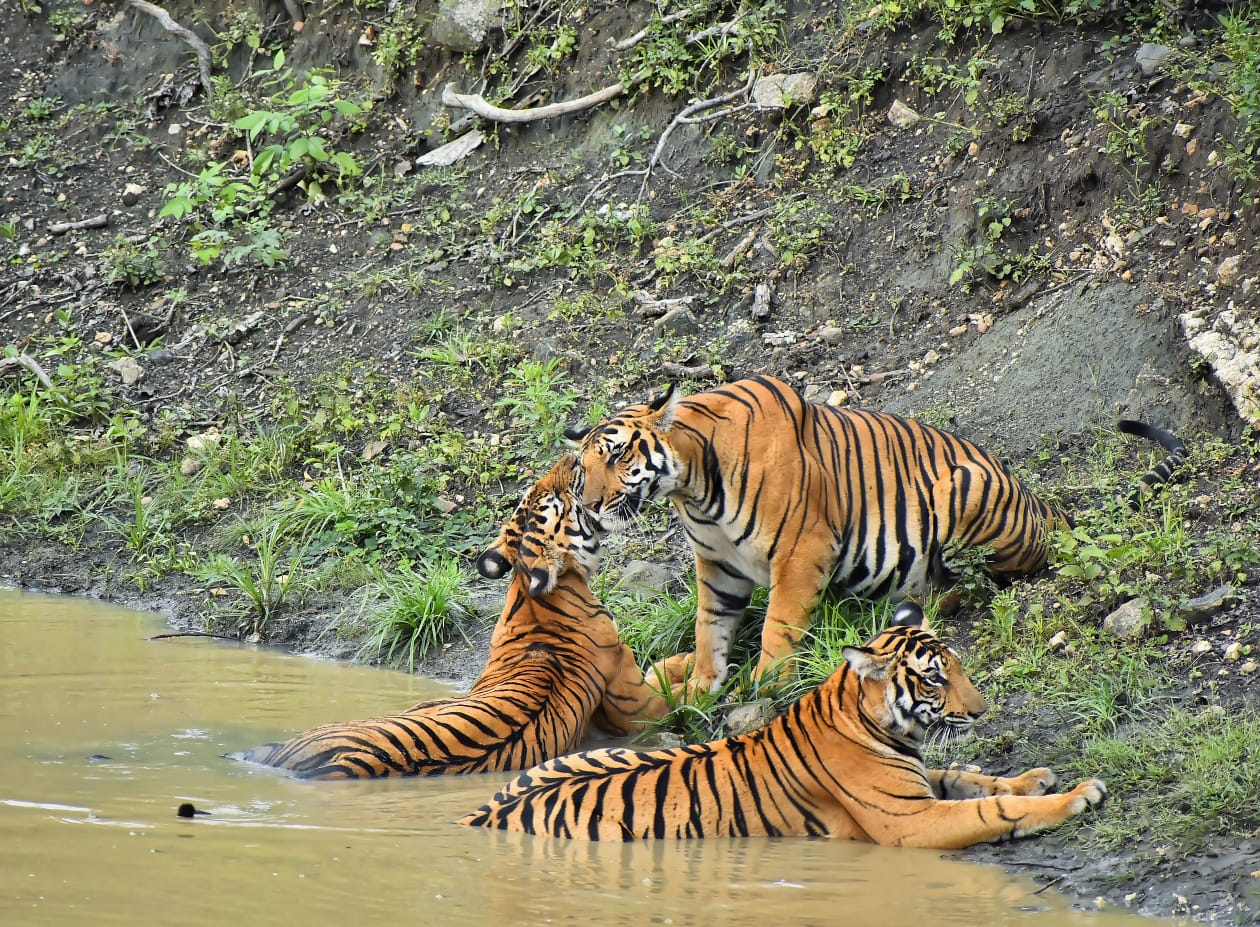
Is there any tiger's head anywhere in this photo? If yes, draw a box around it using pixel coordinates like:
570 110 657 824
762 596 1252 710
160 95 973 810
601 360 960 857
563 385 681 529
841 603 988 746
475 454 606 597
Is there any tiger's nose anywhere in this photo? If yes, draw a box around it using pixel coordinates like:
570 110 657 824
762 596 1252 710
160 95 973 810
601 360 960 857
968 694 989 720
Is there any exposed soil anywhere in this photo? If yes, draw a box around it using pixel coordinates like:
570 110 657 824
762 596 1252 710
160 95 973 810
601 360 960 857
1 1 1257 923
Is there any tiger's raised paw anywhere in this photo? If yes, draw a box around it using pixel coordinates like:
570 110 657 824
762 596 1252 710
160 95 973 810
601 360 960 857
1008 767 1056 796
1066 779 1107 815
649 651 694 690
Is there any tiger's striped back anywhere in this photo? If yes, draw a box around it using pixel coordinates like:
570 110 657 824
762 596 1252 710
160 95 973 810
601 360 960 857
566 374 1186 693
228 456 666 779
460 604 1107 847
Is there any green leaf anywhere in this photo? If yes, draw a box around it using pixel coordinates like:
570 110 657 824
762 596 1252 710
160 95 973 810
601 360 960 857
233 111 269 136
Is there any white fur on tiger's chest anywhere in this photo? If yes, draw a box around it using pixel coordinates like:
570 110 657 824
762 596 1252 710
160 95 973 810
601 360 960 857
673 504 772 586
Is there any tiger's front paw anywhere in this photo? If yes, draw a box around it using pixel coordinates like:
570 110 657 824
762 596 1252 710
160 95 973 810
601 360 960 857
1009 767 1057 796
1065 779 1107 816
684 670 724 698
649 651 695 689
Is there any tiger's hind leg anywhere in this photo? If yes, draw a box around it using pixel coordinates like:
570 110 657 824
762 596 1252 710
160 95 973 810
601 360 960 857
934 463 1060 579
928 767 1056 800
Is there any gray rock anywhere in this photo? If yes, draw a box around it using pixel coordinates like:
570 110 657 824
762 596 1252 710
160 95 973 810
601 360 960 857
1179 584 1238 623
428 0 503 53
752 73 817 109
1102 597 1150 639
107 356 144 386
724 699 778 736
653 306 700 338
615 560 675 595
1179 309 1260 428
1135 43 1171 77
887 99 921 127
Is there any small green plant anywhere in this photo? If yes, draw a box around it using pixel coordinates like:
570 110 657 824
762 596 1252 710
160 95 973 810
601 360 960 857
231 59 365 201
495 359 579 452
192 522 307 636
1217 7 1260 195
949 195 1047 289
22 96 59 120
161 52 365 268
356 558 474 669
1093 91 1166 171
101 234 167 287
524 23 578 74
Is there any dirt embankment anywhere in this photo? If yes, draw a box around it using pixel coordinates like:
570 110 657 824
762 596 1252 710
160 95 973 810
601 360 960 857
2 1 1258 922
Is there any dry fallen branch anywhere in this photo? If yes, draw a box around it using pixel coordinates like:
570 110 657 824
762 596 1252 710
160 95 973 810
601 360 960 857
687 15 747 44
639 70 758 195
125 0 212 98
610 6 698 51
661 361 717 381
47 214 109 235
634 292 695 319
0 354 54 390
441 76 642 124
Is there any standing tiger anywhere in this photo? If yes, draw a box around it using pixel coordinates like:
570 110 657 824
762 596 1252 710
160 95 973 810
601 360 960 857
565 374 1186 693
460 603 1106 846
228 455 687 779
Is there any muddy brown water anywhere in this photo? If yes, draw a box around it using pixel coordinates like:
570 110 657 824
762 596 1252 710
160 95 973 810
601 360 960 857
1 590 1171 927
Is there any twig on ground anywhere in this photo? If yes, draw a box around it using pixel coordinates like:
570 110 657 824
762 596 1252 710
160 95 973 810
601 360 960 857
610 6 698 51
124 1 213 98
118 305 142 351
720 228 758 268
634 292 695 319
442 73 643 124
686 15 747 44
0 354 54 389
47 214 109 235
638 71 758 196
662 361 716 381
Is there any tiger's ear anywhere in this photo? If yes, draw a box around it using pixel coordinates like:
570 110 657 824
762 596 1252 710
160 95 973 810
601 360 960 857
475 535 513 579
564 424 590 444
841 644 896 680
648 383 679 427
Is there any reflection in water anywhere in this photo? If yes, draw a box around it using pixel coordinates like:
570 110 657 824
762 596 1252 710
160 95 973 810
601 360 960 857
0 589 1162 927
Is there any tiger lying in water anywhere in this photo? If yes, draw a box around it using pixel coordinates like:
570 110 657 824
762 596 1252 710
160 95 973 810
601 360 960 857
566 374 1187 693
228 455 687 779
460 603 1106 847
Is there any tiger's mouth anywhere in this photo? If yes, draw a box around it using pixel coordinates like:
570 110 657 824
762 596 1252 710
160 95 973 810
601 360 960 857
593 493 646 529
929 715 976 745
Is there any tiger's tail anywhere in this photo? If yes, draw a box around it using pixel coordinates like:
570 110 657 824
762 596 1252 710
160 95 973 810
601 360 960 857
1116 420 1188 509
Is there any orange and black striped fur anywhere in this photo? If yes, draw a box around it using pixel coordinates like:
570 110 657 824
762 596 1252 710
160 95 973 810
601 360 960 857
566 374 1186 693
228 455 687 779
460 603 1106 846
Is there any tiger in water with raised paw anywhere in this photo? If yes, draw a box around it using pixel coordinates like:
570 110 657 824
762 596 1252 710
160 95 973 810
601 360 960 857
228 455 688 779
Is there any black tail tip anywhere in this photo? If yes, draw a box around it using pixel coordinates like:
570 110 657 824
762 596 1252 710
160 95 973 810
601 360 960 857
476 549 511 579
889 602 924 628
